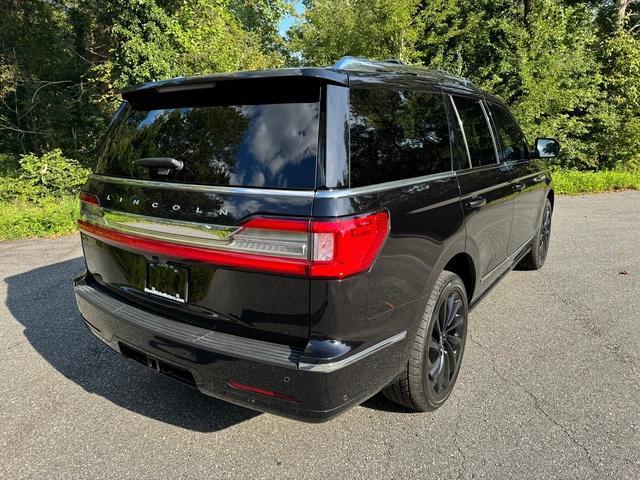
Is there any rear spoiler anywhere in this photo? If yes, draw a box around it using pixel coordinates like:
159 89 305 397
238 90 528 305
121 68 350 107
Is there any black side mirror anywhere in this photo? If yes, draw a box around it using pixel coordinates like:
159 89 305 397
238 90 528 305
535 138 560 158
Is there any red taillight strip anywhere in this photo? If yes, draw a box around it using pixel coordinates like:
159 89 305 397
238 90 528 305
243 217 310 232
77 219 309 276
78 208 390 278
227 380 300 403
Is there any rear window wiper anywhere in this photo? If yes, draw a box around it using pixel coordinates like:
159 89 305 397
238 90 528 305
133 157 183 175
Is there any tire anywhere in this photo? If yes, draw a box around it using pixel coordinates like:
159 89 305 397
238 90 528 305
519 198 552 270
383 270 468 411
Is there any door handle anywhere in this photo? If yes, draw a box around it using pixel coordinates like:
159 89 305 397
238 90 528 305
513 183 526 192
466 196 486 210
533 174 546 183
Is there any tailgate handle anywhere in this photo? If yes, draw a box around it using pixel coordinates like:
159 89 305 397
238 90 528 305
134 157 183 174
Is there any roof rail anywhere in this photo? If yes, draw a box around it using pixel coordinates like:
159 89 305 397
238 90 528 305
332 55 473 88
332 56 406 72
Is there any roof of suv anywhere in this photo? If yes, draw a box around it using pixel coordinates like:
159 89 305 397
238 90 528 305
121 56 484 101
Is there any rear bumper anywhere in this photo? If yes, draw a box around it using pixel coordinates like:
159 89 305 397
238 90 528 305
74 273 407 422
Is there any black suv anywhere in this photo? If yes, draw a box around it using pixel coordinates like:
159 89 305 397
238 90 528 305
74 57 558 422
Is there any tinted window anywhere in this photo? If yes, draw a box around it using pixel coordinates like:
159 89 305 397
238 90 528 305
488 103 529 162
95 99 320 189
451 96 496 167
349 88 451 187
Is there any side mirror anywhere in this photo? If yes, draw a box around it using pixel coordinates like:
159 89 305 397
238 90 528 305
535 138 560 158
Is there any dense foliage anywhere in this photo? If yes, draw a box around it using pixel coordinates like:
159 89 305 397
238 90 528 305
0 0 290 164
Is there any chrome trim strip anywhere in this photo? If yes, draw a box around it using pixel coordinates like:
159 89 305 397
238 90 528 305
480 234 535 282
315 171 456 199
90 174 316 198
448 94 472 169
81 204 240 245
454 161 509 176
93 172 458 201
298 331 407 373
480 100 501 165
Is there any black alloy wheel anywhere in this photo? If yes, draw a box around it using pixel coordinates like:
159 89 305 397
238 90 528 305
518 197 553 270
426 289 466 402
382 270 468 411
538 201 552 264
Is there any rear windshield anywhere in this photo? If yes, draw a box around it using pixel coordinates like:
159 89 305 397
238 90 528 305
95 88 321 189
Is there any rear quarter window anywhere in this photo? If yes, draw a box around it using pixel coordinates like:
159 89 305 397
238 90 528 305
348 88 452 187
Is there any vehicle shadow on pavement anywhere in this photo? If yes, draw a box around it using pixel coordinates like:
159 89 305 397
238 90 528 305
5 257 259 432
360 394 417 413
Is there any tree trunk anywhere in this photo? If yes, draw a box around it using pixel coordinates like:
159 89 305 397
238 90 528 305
617 0 629 31
524 0 532 30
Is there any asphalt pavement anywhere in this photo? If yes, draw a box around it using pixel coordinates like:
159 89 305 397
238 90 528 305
1 192 639 479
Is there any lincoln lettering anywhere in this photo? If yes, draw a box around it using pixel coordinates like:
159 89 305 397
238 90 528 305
104 194 228 216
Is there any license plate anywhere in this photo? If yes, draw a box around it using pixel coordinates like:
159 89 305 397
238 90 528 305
144 263 189 303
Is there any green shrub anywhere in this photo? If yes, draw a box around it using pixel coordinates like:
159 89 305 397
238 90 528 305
16 149 90 201
0 197 79 240
0 153 19 176
552 169 640 195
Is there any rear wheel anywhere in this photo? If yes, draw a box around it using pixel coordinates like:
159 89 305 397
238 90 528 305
383 270 468 411
519 198 552 270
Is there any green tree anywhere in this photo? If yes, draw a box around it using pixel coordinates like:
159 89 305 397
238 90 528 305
594 0 640 169
289 0 424 65
0 0 98 158
0 0 286 166
89 0 285 100
292 0 612 169
231 0 294 55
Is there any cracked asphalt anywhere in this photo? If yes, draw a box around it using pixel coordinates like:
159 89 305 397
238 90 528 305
1 192 639 479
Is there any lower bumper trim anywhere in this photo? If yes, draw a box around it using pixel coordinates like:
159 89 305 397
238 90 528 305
298 331 407 373
75 284 303 369
75 280 406 373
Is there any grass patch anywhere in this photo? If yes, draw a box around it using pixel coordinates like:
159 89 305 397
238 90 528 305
552 169 640 195
0 197 79 241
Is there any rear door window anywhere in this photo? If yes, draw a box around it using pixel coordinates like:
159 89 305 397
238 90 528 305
487 103 529 162
95 89 321 189
349 88 452 187
451 96 497 168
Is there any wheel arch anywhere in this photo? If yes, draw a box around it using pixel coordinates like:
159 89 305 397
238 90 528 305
442 252 477 304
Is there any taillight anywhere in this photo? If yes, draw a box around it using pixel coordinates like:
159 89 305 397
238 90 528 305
78 209 389 279
309 212 390 278
79 192 99 205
